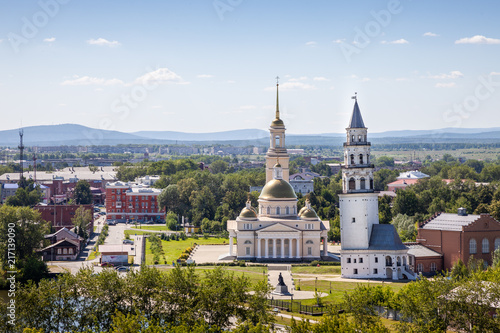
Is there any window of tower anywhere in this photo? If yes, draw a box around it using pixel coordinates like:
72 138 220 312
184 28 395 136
358 135 361 141
276 207 281 215
275 135 280 147
359 154 363 164
350 154 355 165
351 135 355 142
267 207 271 215
360 178 366 190
370 179 374 190
366 154 370 164
349 178 355 190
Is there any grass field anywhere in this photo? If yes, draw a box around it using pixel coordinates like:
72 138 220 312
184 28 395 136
292 265 341 275
131 225 170 231
145 237 229 265
194 266 268 286
124 229 159 236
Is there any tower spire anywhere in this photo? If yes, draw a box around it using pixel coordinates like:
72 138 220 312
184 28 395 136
348 93 365 128
275 76 280 120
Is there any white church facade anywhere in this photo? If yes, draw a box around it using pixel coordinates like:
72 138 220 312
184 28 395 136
339 96 416 280
226 82 330 261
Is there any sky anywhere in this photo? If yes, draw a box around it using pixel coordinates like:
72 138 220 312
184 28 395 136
1 0 500 135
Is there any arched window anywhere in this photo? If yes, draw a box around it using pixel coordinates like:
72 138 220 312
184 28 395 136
293 206 296 214
385 256 392 266
482 238 490 253
244 240 252 244
351 135 355 142
360 177 366 190
366 154 370 164
306 240 314 244
275 135 280 148
276 207 281 215
350 154 355 165
285 206 290 215
495 238 500 250
266 206 270 215
349 178 355 190
359 154 363 164
470 238 477 254
358 135 362 142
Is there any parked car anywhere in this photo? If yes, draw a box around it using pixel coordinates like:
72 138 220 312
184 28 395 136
94 208 100 212
115 266 130 272
101 262 114 267
123 239 134 245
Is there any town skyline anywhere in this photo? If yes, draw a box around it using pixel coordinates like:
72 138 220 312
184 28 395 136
1 1 500 134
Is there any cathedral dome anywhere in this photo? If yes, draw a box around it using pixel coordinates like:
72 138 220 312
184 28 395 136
239 206 258 220
300 208 319 220
271 118 284 127
259 179 297 200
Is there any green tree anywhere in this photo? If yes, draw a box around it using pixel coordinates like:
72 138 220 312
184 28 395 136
391 214 417 242
166 211 178 231
73 180 92 205
392 189 421 216
210 160 228 174
5 179 42 207
71 206 92 242
158 184 181 214
378 195 393 224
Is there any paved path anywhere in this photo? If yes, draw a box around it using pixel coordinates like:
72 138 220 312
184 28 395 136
268 264 328 300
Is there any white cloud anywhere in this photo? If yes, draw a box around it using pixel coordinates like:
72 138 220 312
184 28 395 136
134 68 187 85
490 72 500 76
227 80 236 84
305 41 317 47
332 39 345 44
435 82 456 88
87 38 121 47
361 77 371 82
427 71 464 79
151 105 163 109
44 37 56 42
197 74 213 78
61 76 124 86
381 39 409 44
239 105 256 110
288 76 308 82
423 32 438 37
348 74 358 79
329 86 335 90
313 77 330 81
455 35 500 44
58 103 66 107
265 81 315 91
395 78 409 82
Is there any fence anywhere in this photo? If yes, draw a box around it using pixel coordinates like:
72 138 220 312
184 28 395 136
268 299 325 316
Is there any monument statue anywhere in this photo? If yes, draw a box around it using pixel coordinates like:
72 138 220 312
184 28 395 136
278 273 285 286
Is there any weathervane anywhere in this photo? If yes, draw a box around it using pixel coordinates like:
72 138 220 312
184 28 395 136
352 92 357 101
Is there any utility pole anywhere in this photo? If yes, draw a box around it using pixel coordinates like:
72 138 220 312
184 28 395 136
18 129 25 185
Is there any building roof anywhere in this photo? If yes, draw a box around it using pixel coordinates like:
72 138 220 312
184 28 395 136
405 243 442 257
420 213 480 231
0 166 117 183
289 172 320 181
99 244 134 254
378 191 397 198
45 227 81 240
387 179 420 187
368 224 407 251
3 183 18 189
348 100 365 128
39 238 79 251
259 179 297 200
396 170 430 180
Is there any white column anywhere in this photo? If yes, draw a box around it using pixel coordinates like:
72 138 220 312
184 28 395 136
273 239 277 258
265 239 269 258
257 238 261 258
281 238 285 258
297 239 301 258
323 237 328 256
229 236 234 256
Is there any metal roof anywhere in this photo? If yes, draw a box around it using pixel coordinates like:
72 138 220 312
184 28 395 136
368 224 407 251
348 100 365 128
406 243 442 257
421 213 479 231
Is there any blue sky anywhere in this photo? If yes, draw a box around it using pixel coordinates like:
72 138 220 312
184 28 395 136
1 0 500 134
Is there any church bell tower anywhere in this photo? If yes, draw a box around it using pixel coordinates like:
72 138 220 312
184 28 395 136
339 94 379 250
265 78 289 183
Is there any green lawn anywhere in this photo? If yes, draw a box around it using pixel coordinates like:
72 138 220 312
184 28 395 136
131 225 169 231
145 237 229 265
194 266 268 286
124 229 159 236
295 279 407 306
292 265 341 275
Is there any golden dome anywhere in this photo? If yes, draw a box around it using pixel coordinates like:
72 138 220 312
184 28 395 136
271 118 284 127
239 207 258 219
259 179 297 200
300 208 319 220
298 206 307 216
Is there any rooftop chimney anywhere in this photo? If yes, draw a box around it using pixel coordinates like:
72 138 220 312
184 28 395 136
457 207 467 216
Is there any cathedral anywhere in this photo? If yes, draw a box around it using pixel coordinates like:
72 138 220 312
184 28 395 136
226 83 330 261
339 96 415 280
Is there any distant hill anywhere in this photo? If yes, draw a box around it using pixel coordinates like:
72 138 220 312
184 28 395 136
132 129 268 141
1 124 500 147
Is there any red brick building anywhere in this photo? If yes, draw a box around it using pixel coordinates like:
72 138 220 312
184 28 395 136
105 181 164 223
416 209 500 270
35 204 94 233
406 243 443 276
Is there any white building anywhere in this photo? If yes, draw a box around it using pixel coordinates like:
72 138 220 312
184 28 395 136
226 83 330 262
339 96 416 280
396 170 430 180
